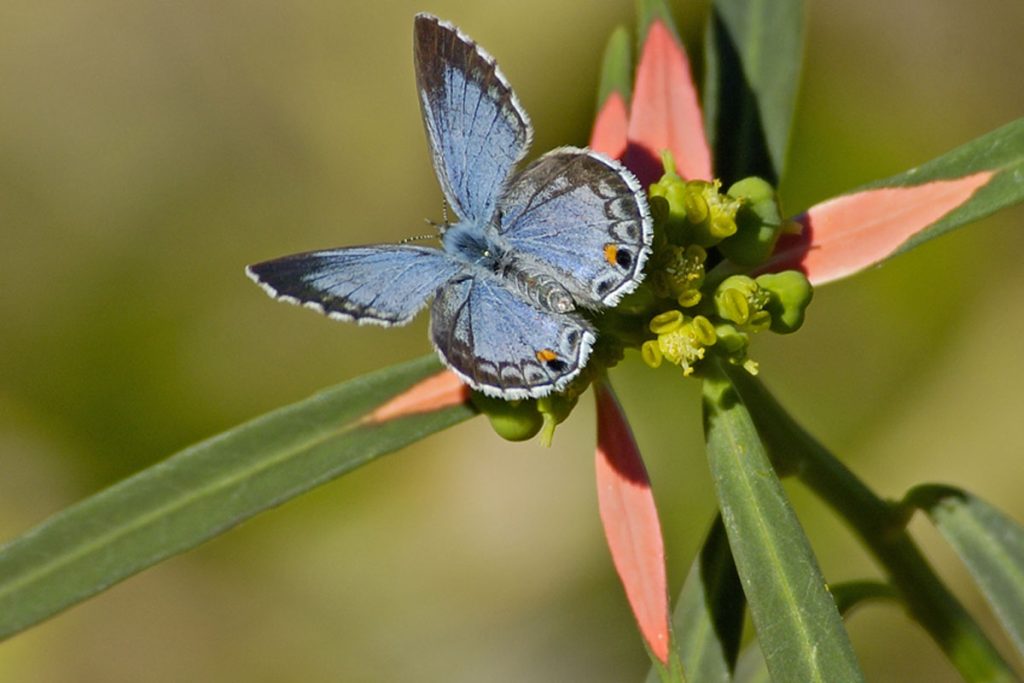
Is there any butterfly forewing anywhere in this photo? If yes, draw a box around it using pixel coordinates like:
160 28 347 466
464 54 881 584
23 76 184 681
430 276 595 399
413 13 532 224
496 148 653 309
246 246 463 327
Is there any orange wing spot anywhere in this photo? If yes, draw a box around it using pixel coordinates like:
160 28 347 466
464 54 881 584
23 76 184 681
536 348 557 363
604 244 619 265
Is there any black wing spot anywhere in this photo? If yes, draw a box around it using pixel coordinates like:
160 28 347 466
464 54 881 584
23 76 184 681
545 358 568 373
596 279 613 296
615 249 633 269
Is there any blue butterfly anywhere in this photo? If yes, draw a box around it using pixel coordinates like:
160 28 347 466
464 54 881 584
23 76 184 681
247 14 652 399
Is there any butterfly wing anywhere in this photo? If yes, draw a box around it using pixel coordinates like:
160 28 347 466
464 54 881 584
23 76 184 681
247 246 464 327
497 147 653 308
430 275 595 399
414 13 532 224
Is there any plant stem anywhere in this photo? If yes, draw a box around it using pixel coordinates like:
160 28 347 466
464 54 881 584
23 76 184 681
722 363 1019 683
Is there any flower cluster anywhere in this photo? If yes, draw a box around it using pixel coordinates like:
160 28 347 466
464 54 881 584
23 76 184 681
625 154 813 379
473 155 813 442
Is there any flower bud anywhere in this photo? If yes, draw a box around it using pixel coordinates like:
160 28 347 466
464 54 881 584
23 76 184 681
756 271 814 334
718 176 786 266
472 394 543 442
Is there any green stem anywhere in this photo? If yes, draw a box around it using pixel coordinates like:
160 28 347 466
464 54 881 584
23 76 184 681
722 363 1019 683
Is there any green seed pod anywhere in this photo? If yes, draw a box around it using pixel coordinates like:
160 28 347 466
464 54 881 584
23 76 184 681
713 323 750 354
472 394 544 442
719 176 786 266
756 270 814 334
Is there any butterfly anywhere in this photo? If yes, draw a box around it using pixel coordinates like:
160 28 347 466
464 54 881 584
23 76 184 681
247 13 652 399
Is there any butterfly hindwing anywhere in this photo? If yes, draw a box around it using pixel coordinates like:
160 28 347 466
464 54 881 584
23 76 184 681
430 275 595 399
413 13 532 224
497 147 652 308
247 246 463 327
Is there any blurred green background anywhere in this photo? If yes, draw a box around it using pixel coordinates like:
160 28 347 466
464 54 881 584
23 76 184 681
2 1 1023 680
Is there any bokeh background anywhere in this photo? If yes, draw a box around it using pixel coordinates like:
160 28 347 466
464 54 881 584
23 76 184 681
2 1 1023 681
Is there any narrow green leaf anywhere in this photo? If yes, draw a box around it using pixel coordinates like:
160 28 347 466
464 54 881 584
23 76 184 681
723 365 1018 682
596 25 632 113
702 359 864 682
868 117 1024 257
0 355 476 640
906 485 1024 658
765 118 1024 285
636 0 680 45
591 25 633 159
645 516 745 683
734 642 770 683
703 0 805 184
733 580 897 683
830 580 900 615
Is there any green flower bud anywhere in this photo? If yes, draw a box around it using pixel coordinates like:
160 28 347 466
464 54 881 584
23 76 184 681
713 323 750 354
719 176 786 266
714 275 762 325
472 394 543 442
756 271 814 334
649 154 691 244
682 180 742 247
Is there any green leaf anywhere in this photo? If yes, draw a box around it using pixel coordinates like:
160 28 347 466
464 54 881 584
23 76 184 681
596 25 632 113
702 359 864 682
590 25 633 159
906 485 1024 658
733 580 897 683
703 0 805 184
645 516 745 683
869 117 1024 258
830 580 899 615
723 365 1018 682
0 355 476 640
763 118 1024 285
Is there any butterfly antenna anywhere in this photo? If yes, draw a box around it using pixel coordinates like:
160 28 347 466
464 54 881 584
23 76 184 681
400 228 440 244
406 200 452 244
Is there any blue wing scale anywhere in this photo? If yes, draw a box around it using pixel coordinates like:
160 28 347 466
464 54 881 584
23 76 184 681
430 276 595 399
414 14 532 224
497 147 653 308
246 246 462 327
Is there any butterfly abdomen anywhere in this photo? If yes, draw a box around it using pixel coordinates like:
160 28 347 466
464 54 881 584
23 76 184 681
494 256 576 314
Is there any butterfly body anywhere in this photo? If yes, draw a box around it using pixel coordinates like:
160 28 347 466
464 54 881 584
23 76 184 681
247 14 652 399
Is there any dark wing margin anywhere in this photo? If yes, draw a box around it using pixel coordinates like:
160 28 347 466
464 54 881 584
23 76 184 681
246 245 463 327
413 13 532 224
430 275 595 399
